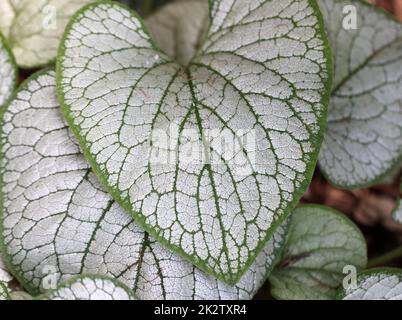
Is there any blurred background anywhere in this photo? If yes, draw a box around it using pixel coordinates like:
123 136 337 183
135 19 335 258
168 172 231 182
369 0 402 20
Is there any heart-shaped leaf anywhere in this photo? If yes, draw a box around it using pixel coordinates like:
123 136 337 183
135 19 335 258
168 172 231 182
0 0 93 68
57 0 331 284
0 33 16 107
317 0 402 188
269 205 367 300
37 275 136 300
1 70 288 299
339 268 402 300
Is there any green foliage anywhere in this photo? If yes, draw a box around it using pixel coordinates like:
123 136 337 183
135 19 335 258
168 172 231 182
270 205 367 300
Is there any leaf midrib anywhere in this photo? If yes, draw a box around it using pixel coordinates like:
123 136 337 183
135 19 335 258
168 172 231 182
331 36 402 95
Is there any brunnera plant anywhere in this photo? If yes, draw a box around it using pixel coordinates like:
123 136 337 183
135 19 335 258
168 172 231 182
316 0 402 226
0 0 93 69
0 32 16 107
0 69 289 299
269 205 367 300
0 257 13 301
36 275 138 300
56 0 331 285
338 268 402 300
0 0 402 301
1 275 137 300
317 0 402 189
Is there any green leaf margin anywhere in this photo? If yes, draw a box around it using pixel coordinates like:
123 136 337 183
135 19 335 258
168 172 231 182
318 0 402 190
0 68 54 296
55 0 333 284
0 30 18 300
0 68 290 297
337 267 402 300
0 31 18 107
0 282 12 300
270 204 368 300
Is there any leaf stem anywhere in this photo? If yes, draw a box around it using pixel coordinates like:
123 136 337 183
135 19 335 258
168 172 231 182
367 245 402 268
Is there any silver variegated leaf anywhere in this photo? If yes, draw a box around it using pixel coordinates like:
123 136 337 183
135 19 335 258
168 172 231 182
57 0 331 284
1 70 288 300
0 0 93 68
0 33 16 107
0 257 13 284
339 268 402 300
0 252 13 301
38 276 136 300
0 257 18 301
269 205 367 300
318 0 402 188
393 205 402 224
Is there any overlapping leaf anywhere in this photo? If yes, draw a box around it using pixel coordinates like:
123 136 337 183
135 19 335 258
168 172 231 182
0 257 16 301
145 0 209 67
37 276 136 300
0 248 13 301
0 0 93 68
0 257 12 284
317 0 402 188
57 0 331 283
339 268 402 300
0 282 11 300
0 33 16 107
0 282 32 301
269 205 367 300
1 257 31 301
0 70 288 300
392 183 402 224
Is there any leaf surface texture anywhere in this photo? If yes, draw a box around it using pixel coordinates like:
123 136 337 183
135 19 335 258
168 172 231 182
57 0 331 283
1 70 288 300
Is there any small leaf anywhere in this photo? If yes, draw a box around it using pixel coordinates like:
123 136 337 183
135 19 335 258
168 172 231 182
145 0 209 67
1 70 288 300
0 283 33 301
9 291 33 300
269 205 367 300
0 256 14 301
37 275 136 300
1 257 18 301
392 183 402 224
317 0 402 188
393 203 402 224
57 0 331 284
0 32 16 107
339 268 402 300
0 282 11 300
0 0 93 68
0 256 13 283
